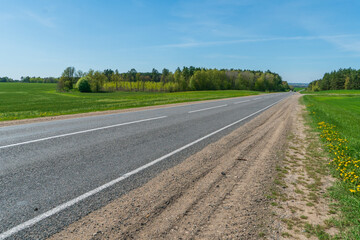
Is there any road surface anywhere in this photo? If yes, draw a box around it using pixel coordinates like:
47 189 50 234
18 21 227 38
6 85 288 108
0 92 292 239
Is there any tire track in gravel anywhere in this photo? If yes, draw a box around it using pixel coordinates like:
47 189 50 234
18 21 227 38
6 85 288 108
49 95 299 240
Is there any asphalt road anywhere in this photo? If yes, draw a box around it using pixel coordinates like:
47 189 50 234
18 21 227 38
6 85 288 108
0 92 292 239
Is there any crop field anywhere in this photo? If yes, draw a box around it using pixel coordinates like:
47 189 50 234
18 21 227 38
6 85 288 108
0 82 261 121
303 91 360 238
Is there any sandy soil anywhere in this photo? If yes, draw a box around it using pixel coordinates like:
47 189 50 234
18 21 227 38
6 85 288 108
273 100 337 239
49 95 299 240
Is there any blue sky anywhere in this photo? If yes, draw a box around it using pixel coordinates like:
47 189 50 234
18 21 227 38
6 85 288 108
1 0 360 83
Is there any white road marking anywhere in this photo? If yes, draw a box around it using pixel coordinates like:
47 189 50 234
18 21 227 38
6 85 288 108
188 104 228 113
0 98 285 240
233 100 250 104
0 116 167 150
253 97 262 100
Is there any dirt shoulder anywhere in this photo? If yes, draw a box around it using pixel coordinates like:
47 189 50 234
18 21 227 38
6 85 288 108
271 99 338 239
49 95 299 240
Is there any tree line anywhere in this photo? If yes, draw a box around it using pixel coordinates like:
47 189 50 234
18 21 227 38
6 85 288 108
307 68 360 91
21 76 59 83
0 76 59 83
57 66 290 93
0 77 15 82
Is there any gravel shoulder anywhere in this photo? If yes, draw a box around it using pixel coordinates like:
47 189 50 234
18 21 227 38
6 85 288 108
49 95 299 240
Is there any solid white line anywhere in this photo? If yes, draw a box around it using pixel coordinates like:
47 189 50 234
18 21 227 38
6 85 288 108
0 116 167 150
0 98 285 240
188 104 228 113
233 100 250 104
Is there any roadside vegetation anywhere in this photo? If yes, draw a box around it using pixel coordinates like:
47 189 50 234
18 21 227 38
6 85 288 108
307 68 360 92
294 87 305 92
0 66 290 93
303 89 360 95
303 91 360 239
0 83 261 121
55 66 289 93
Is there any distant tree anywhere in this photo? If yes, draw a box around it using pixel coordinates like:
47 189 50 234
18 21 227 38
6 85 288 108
182 67 190 82
128 68 137 82
21 76 30 83
161 68 170 84
190 70 207 90
76 70 85 78
189 66 196 76
0 77 13 82
111 70 122 90
174 67 181 83
225 71 238 89
86 70 107 92
308 68 360 91
151 68 160 82
103 69 114 81
76 77 91 92
57 67 75 91
136 72 141 82
344 76 351 90
254 74 265 91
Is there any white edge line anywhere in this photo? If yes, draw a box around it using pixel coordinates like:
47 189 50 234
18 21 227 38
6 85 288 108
188 104 228 113
233 100 250 104
0 116 167 150
0 98 285 240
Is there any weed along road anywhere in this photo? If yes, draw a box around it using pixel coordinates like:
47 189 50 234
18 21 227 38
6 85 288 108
0 92 293 239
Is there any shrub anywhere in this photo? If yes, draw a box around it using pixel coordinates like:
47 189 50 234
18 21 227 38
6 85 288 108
76 77 91 92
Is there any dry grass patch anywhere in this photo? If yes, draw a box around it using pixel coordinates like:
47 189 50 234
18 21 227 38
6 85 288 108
272 103 338 239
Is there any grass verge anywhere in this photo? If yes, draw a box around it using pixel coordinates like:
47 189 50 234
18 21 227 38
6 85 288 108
302 90 360 95
303 93 360 239
0 82 261 121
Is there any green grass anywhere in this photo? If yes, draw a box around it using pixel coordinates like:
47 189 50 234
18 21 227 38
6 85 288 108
302 89 360 95
303 94 360 152
303 92 360 239
294 87 305 92
0 82 261 121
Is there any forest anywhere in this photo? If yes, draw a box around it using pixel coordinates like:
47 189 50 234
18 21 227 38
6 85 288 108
0 66 290 93
56 66 290 93
0 77 15 82
307 68 360 91
0 76 58 83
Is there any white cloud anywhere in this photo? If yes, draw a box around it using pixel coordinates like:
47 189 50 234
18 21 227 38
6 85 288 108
325 38 360 53
25 11 55 28
154 34 360 49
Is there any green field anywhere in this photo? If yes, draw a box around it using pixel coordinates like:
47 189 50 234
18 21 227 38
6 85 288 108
304 94 360 151
293 87 305 92
0 82 262 121
302 89 360 95
303 91 360 239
